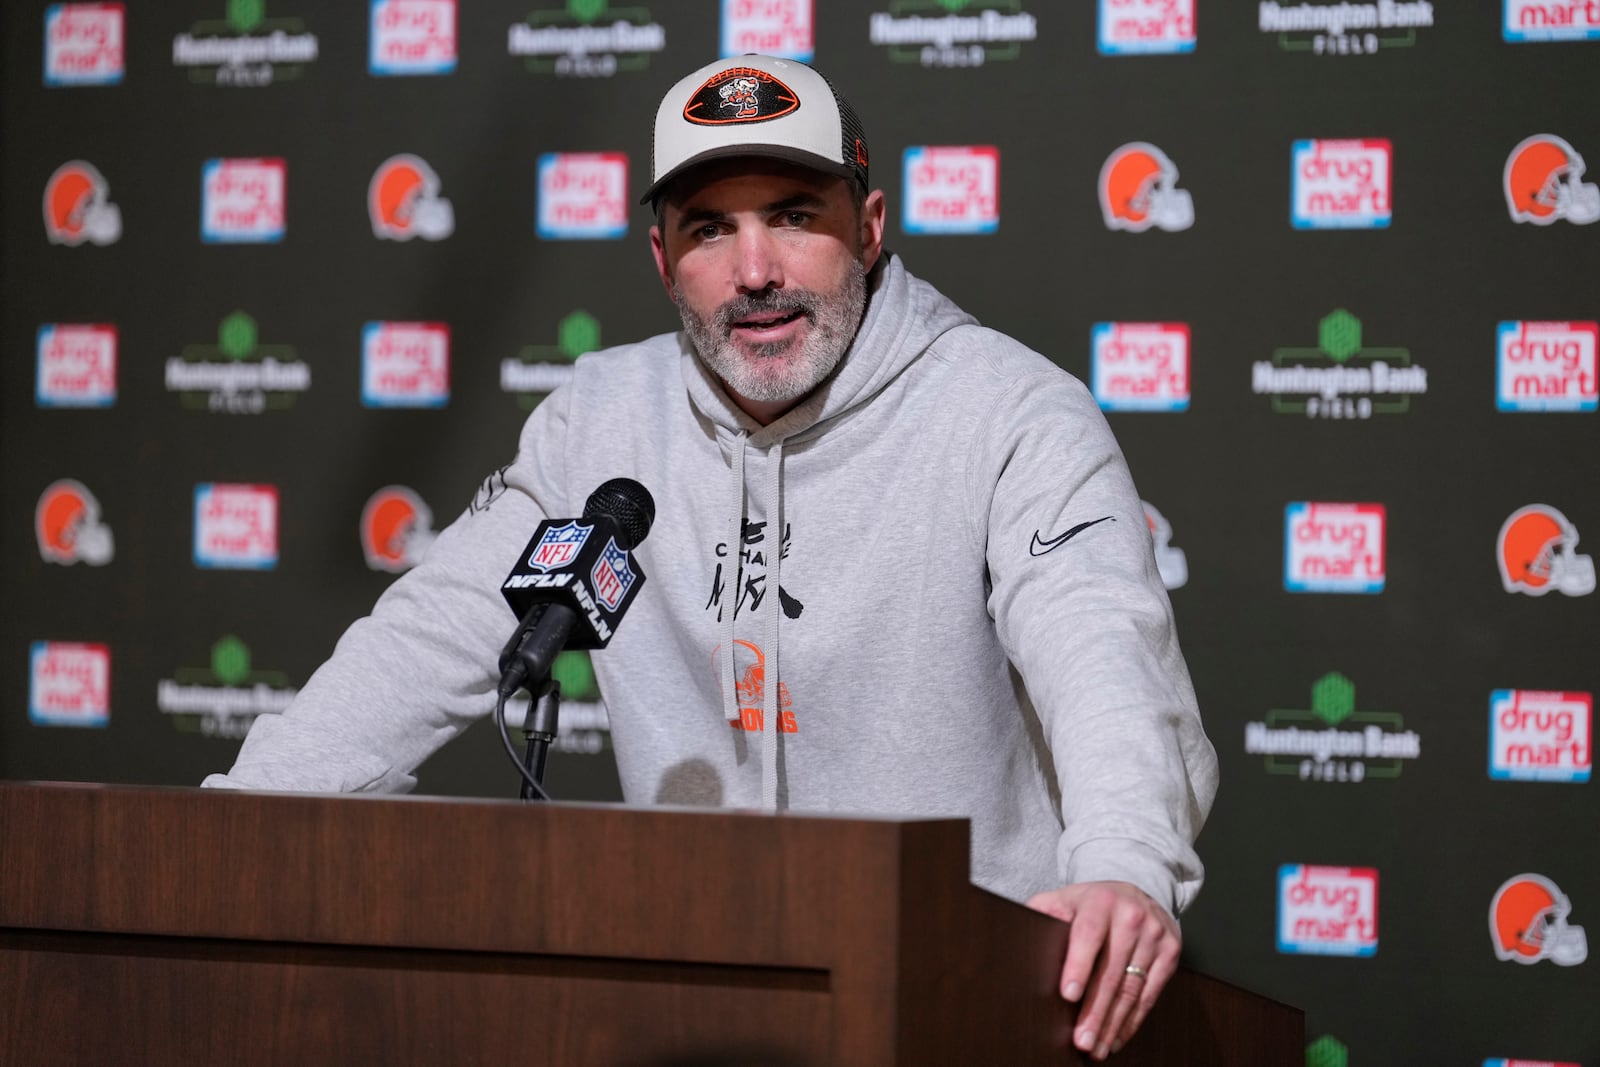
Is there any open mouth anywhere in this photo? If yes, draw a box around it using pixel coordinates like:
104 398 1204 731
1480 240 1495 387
734 310 804 332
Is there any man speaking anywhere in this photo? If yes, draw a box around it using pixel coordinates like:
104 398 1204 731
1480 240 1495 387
205 54 1218 1060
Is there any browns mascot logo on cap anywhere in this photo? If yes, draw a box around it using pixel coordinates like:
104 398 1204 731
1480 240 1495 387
683 66 800 126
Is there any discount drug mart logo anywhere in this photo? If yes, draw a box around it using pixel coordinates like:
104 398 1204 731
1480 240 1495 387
1496 321 1598 412
1504 0 1600 41
1098 0 1195 55
1292 139 1391 229
1284 502 1385 594
903 146 999 235
1091 323 1190 412
370 0 456 76
538 152 628 239
194 483 278 570
202 158 286 243
722 0 813 61
30 642 110 728
363 322 450 407
1489 690 1591 783
1278 865 1378 957
44 3 125 86
37 324 116 407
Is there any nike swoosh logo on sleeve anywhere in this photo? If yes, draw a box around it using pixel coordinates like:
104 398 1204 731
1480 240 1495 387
1029 516 1116 556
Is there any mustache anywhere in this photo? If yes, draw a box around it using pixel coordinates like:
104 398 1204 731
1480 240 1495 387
711 289 819 332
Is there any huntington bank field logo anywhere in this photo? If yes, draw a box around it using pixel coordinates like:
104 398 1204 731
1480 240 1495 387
29 642 110 727
37 324 116 407
722 0 813 61
1246 672 1421 784
172 0 319 86
1293 139 1391 228
1306 1037 1349 1067
502 310 601 409
1278 864 1378 957
507 0 666 78
194 483 278 569
45 4 125 86
1497 321 1598 411
157 635 298 739
1284 502 1386 594
370 0 456 76
1259 1 1434 55
1490 690 1592 783
903 146 1000 235
43 161 122 246
868 1 1037 69
1254 309 1427 419
363 322 450 407
1098 0 1196 55
1504 0 1600 41
1091 323 1190 412
166 311 311 414
202 158 286 243
538 152 628 239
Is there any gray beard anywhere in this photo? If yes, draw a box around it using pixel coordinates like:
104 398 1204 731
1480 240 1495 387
674 259 868 406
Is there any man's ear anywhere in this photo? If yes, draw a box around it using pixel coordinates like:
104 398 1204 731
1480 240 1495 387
649 223 675 299
859 189 887 272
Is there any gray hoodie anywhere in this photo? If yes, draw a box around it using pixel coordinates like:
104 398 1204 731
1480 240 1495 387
205 254 1218 912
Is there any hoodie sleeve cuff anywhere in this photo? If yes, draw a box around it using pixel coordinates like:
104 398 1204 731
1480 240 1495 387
1061 839 1181 919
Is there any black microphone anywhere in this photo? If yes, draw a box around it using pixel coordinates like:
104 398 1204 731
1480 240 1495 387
496 478 655 698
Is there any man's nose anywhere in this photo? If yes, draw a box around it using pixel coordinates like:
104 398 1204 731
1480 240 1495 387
735 227 784 293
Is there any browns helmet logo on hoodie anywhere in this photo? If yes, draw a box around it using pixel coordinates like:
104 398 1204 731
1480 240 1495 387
683 67 799 126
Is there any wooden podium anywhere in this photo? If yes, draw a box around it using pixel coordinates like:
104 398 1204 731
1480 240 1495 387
0 782 1300 1065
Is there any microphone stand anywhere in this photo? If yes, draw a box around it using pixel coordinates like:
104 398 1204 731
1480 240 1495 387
519 676 561 801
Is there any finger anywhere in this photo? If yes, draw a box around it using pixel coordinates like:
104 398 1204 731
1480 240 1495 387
1078 906 1144 1059
1058 895 1108 1001
1073 904 1141 1059
1117 935 1181 1049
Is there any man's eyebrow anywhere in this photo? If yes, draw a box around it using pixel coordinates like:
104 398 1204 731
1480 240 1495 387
673 192 831 234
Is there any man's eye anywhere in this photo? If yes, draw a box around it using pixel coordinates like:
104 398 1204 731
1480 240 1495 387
695 224 723 240
780 212 809 227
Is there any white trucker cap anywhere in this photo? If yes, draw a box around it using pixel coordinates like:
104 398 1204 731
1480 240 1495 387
640 54 869 206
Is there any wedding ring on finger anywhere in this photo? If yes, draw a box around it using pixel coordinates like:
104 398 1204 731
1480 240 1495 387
1123 964 1147 979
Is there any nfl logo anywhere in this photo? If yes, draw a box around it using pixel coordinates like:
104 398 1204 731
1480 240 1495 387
529 521 590 571
591 539 636 611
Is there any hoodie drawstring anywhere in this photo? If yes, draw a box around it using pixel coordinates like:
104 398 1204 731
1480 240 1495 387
719 432 746 776
760 438 784 812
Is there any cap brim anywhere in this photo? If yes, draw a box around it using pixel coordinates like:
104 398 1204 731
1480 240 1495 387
640 145 859 206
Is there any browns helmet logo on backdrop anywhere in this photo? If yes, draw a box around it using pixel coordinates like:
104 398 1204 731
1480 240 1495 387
36 479 114 566
1504 134 1600 226
369 154 454 240
360 486 436 573
43 160 122 245
1497 504 1596 597
1099 143 1193 232
1490 874 1588 966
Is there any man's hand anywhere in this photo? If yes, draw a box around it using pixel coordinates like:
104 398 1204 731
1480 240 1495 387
1026 881 1180 1061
